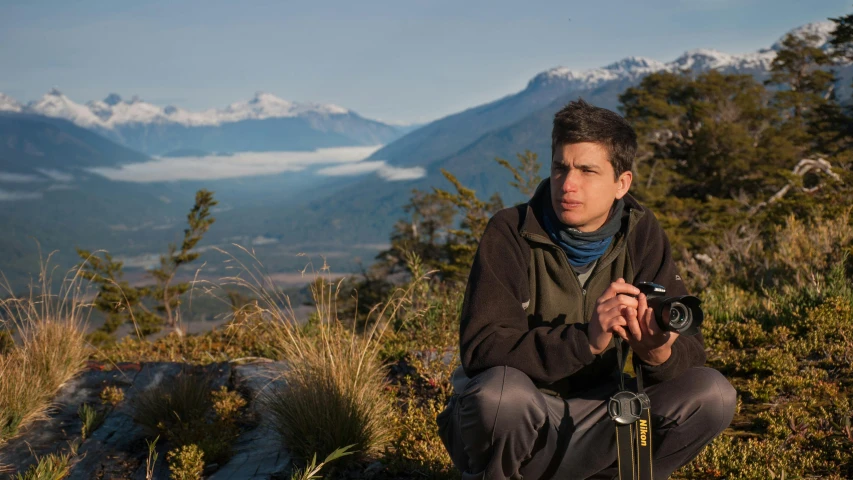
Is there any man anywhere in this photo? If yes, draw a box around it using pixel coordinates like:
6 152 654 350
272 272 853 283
436 99 736 480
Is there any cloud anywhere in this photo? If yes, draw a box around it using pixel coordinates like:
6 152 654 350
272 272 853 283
37 168 74 182
45 183 76 191
316 161 386 176
0 172 43 183
377 164 426 181
88 145 382 182
0 189 42 201
317 160 426 181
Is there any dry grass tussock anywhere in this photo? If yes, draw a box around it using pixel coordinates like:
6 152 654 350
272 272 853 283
217 246 422 468
0 254 91 443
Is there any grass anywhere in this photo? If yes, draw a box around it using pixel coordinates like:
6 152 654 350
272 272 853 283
289 445 356 480
77 403 105 440
216 248 418 471
13 451 74 480
0 256 90 443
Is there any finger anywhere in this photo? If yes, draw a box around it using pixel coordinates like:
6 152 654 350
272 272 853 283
624 307 642 340
599 305 628 326
643 301 662 337
637 293 654 336
600 280 640 303
612 325 629 341
602 293 639 311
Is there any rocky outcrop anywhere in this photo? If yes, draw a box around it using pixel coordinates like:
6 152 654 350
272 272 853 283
0 360 290 479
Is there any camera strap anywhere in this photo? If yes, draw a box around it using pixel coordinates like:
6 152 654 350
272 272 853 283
609 341 654 480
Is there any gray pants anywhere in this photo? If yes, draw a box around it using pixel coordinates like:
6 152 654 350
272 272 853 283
437 366 737 480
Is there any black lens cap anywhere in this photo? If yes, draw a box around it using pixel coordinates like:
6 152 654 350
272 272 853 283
608 391 649 425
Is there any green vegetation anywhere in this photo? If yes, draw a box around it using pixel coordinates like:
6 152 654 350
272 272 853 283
289 445 356 480
131 370 245 468
13 450 75 480
99 385 125 406
166 443 204 480
77 403 105 440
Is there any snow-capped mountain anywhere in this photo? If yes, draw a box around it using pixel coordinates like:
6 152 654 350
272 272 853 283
527 21 836 95
0 93 24 113
24 90 353 129
27 88 107 129
527 57 669 91
1 90 400 155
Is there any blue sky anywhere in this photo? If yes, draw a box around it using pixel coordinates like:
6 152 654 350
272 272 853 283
1 0 851 124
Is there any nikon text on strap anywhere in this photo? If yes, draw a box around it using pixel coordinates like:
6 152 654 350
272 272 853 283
608 341 654 480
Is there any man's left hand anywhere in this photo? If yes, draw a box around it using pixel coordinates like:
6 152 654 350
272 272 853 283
622 292 678 366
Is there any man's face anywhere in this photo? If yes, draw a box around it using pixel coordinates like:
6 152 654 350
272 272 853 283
549 142 632 232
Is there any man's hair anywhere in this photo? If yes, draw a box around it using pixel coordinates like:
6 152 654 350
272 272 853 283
551 98 637 178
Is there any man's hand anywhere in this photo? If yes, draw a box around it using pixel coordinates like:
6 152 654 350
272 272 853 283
623 292 679 365
588 279 640 355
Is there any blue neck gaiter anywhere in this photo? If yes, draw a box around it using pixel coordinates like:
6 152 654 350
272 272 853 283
542 199 625 268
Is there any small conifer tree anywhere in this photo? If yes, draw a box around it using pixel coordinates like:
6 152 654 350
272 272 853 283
77 189 217 340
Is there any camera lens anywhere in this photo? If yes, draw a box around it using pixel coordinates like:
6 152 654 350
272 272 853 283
669 302 691 330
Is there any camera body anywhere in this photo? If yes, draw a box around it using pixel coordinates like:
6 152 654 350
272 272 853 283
636 282 703 336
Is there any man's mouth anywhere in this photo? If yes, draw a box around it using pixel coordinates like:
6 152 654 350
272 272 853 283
560 200 582 209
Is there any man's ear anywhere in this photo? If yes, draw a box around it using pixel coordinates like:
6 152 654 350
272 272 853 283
615 170 633 200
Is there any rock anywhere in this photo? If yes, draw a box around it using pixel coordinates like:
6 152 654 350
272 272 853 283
67 362 190 480
0 360 293 479
0 363 140 475
208 425 290 480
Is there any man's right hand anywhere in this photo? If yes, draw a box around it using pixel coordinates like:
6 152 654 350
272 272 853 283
588 278 640 355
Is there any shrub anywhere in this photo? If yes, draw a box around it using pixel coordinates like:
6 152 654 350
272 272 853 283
211 385 246 423
386 352 459 479
167 444 204 480
132 371 243 466
99 385 125 406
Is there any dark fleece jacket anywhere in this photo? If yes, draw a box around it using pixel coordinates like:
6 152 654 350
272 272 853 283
459 180 707 397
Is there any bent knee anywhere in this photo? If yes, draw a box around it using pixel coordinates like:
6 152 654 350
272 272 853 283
459 366 545 433
691 367 737 433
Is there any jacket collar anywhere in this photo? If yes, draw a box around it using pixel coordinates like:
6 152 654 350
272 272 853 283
520 178 646 246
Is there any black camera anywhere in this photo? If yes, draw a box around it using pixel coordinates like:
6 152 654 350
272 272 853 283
636 282 703 336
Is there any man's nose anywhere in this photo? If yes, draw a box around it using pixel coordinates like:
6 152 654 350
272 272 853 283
561 169 580 193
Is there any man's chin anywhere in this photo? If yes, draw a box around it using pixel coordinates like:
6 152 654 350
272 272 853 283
557 213 584 228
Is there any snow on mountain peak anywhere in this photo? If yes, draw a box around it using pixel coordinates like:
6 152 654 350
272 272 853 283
671 48 735 71
0 93 24 113
12 89 353 129
527 21 840 94
30 89 105 128
772 21 836 50
528 56 668 91
218 91 350 121
603 56 667 74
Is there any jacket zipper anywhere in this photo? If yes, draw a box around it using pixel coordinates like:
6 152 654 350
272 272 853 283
522 229 628 323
